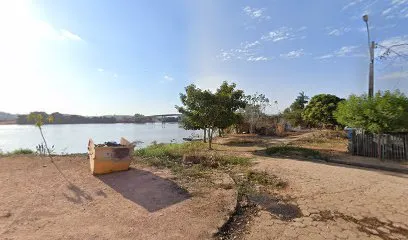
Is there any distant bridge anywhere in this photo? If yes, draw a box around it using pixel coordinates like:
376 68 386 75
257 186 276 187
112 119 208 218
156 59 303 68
145 114 182 118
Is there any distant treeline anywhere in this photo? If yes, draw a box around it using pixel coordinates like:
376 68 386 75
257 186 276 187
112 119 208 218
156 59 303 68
16 112 181 124
17 112 117 124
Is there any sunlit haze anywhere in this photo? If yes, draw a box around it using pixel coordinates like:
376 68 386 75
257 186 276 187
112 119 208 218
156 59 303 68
1 0 408 115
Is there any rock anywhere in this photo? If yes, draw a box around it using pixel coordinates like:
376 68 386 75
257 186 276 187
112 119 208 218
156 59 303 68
364 227 379 235
377 226 390 234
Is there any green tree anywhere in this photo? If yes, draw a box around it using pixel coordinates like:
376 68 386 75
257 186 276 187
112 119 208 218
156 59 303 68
243 93 270 134
176 81 246 149
282 91 309 127
335 90 408 158
335 90 408 133
302 94 343 128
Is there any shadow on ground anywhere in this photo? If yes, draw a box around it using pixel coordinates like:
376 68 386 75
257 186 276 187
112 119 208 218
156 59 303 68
63 183 93 204
253 150 408 178
96 168 191 212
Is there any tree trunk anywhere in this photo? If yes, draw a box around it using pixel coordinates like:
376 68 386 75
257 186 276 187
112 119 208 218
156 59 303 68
377 134 382 160
203 129 207 143
218 129 222 137
208 128 214 150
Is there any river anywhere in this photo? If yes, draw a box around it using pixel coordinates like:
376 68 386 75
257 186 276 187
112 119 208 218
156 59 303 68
0 123 200 154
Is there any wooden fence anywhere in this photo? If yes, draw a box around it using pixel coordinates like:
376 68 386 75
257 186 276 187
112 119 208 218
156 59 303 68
349 130 408 160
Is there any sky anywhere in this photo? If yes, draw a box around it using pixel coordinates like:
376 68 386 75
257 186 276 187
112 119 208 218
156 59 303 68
0 0 408 116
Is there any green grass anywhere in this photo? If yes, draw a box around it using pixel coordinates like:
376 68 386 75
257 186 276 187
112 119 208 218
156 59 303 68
135 142 206 159
11 149 35 154
265 145 322 159
0 148 35 156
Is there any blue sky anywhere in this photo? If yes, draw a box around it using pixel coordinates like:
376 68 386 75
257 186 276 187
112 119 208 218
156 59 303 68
1 0 408 116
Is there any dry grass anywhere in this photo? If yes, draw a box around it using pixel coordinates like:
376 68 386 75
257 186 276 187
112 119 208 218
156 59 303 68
289 130 348 153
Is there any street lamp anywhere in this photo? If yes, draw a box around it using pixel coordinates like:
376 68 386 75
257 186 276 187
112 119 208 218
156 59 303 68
363 14 375 97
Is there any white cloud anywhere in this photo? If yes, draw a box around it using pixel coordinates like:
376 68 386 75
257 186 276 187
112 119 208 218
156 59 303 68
335 46 360 56
342 0 366 10
113 73 118 79
380 0 408 18
217 40 265 61
247 56 269 62
97 68 104 72
326 27 351 36
316 54 334 60
243 6 270 21
163 75 174 82
261 26 306 42
60 29 82 41
382 7 393 15
316 45 365 59
280 49 305 59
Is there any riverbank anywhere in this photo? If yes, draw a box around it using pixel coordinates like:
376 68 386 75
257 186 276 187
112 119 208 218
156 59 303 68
0 120 16 125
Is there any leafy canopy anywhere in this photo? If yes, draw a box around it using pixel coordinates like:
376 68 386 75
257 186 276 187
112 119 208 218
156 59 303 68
176 81 246 148
283 91 309 127
302 94 343 127
334 90 408 133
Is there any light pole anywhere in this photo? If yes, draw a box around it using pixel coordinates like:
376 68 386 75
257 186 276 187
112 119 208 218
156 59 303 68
363 14 375 97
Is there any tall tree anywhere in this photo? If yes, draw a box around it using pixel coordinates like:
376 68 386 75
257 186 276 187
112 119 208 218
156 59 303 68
176 81 246 149
282 91 309 127
243 93 270 134
302 94 343 128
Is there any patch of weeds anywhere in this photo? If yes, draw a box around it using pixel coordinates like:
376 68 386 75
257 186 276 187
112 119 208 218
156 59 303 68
265 145 322 159
135 142 251 179
223 140 262 147
6 149 35 155
135 141 206 159
246 170 288 189
216 155 252 167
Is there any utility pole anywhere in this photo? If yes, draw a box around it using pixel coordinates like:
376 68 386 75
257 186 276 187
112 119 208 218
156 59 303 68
363 15 374 97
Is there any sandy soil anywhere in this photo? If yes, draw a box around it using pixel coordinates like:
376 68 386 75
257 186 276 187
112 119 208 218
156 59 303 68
245 156 408 240
0 155 236 240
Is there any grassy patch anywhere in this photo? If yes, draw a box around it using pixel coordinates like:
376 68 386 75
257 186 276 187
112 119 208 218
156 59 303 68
246 170 287 189
11 149 35 155
135 142 206 159
0 148 35 156
265 145 322 159
135 142 251 179
291 130 348 152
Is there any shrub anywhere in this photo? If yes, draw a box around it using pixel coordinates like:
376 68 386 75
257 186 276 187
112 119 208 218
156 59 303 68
265 145 321 159
10 149 34 155
246 170 287 188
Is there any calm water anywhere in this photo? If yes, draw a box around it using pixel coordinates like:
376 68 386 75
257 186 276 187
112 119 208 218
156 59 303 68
0 123 200 154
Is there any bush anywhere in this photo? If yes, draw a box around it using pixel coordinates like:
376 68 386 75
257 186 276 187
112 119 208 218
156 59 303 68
265 145 321 159
10 149 34 155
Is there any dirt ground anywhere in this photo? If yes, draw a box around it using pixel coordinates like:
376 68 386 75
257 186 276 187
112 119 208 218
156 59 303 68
0 156 236 240
2 131 408 240
246 156 408 240
215 132 408 240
